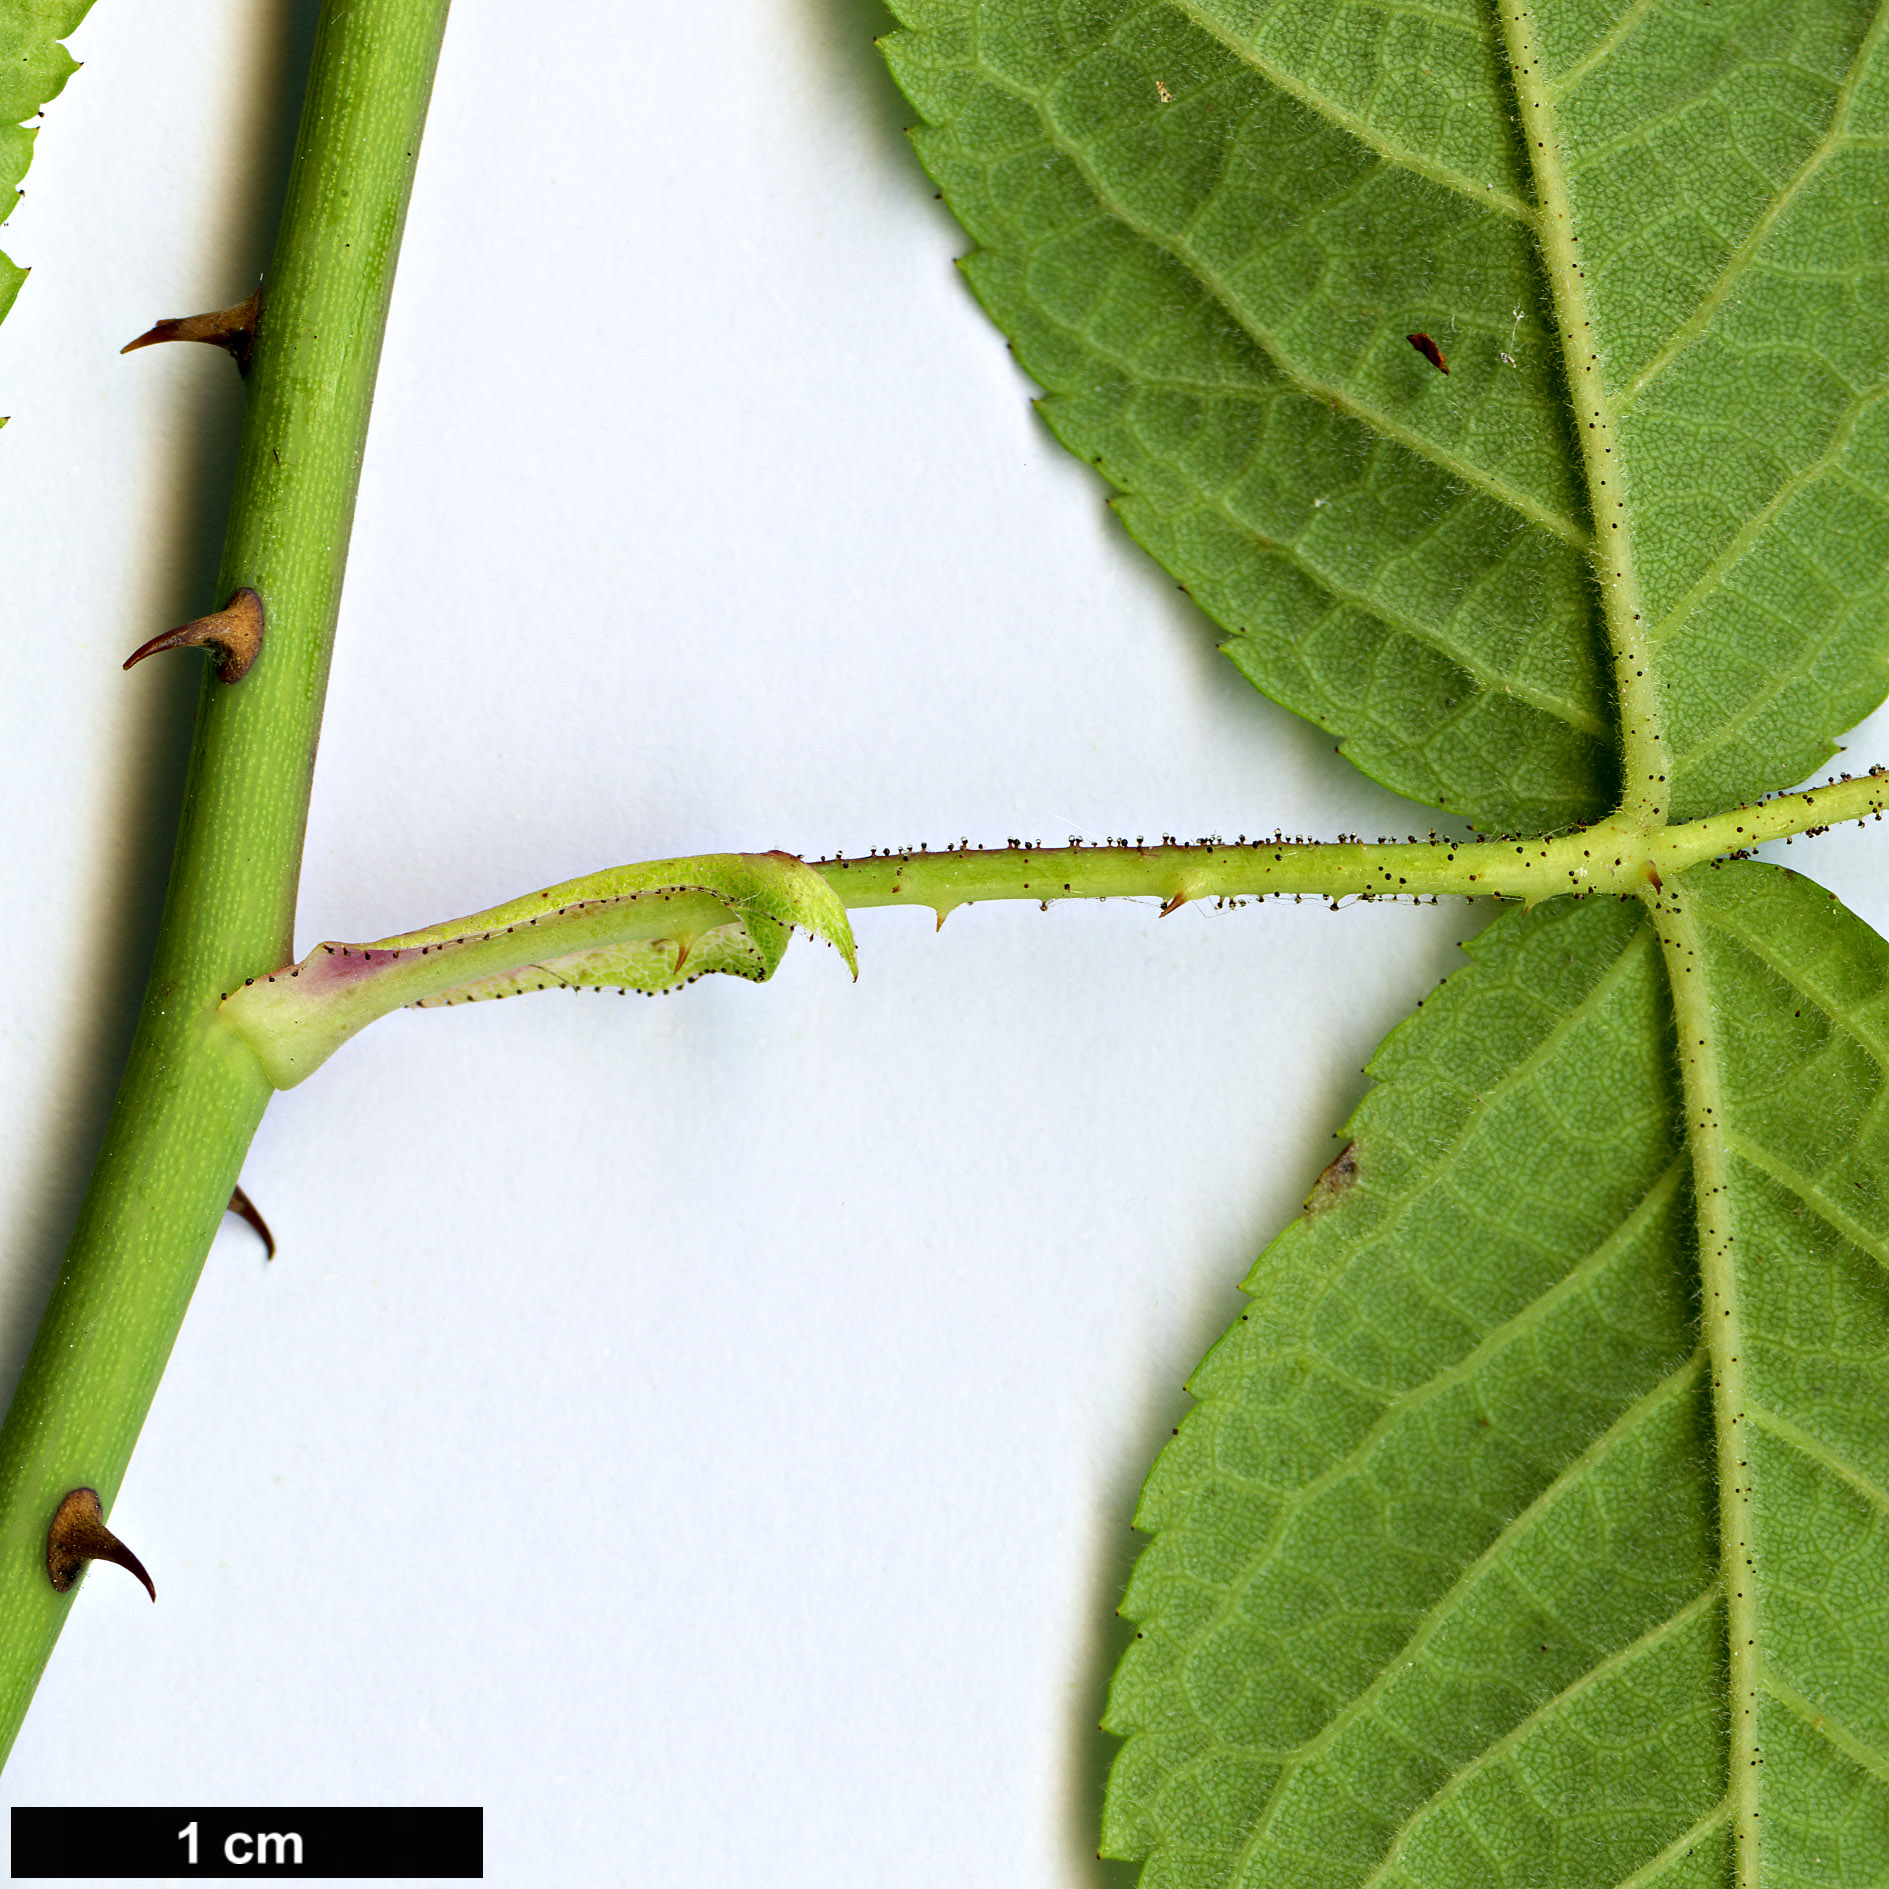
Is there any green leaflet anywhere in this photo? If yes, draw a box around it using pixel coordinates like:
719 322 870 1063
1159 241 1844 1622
0 3 95 336
1102 863 1889 1887
882 0 1889 834
877 5 1889 1878
220 852 858 1089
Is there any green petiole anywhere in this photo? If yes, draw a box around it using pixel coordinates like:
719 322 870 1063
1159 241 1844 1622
217 768 1889 1094
817 769 1889 917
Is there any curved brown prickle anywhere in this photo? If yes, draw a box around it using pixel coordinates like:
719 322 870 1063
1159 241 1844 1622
227 1184 276 1260
121 284 262 375
123 587 266 685
46 1489 155 1601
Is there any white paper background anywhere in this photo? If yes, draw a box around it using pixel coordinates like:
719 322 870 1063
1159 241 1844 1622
1 5 1885 1884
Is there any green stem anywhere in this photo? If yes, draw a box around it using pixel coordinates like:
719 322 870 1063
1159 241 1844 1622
0 0 449 1763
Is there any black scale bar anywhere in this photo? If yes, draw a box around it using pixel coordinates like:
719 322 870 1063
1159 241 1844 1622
12 1807 482 1878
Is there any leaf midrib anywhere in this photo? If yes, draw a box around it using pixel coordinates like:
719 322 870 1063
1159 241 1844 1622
1498 0 1669 821
1481 87 1780 1871
1647 883 1762 1885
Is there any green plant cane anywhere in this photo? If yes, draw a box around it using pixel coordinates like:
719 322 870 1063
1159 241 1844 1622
0 0 451 1758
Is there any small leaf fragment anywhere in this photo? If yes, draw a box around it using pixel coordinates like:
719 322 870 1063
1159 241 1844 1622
0 4 97 341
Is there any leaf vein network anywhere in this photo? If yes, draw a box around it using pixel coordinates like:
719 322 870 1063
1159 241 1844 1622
1758 1668 1889 1786
1541 0 1663 104
1216 1354 1707 1869
1606 1801 1735 1889
1617 9 1889 409
1219 1152 1673 1510
1179 484 1611 737
1695 905 1889 1087
1722 1133 1889 1269
1647 384 1888 653
1161 0 1538 223
975 62 1592 548
1052 327 1597 704
1341 1582 1725 1889
1742 1401 1889 1518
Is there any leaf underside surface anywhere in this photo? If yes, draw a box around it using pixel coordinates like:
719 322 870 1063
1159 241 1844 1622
1107 868 1889 1886
0 3 95 337
886 0 1889 836
879 2 1889 1883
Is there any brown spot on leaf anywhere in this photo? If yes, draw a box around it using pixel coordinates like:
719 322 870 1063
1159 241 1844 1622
1306 1141 1360 1214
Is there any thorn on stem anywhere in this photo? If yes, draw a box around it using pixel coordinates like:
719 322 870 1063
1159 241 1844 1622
227 1184 275 1260
47 1489 155 1601
121 284 262 375
123 587 265 685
